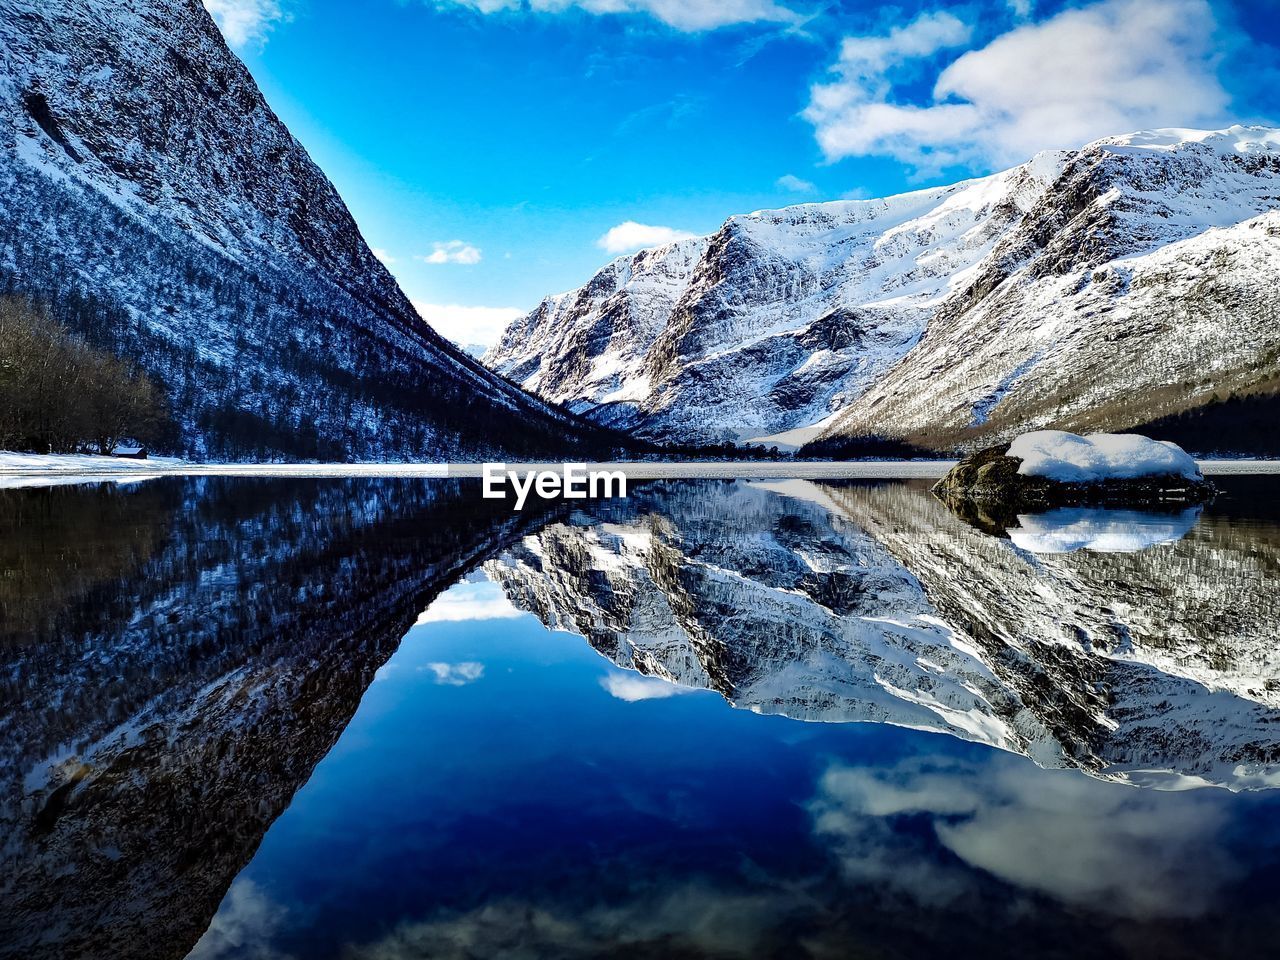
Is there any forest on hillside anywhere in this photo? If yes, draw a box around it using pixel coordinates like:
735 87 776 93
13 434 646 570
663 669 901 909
0 298 173 454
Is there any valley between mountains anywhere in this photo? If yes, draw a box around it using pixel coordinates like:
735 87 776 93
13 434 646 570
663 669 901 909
3 0 1277 461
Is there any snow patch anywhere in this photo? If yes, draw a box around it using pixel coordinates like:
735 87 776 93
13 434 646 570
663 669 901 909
1007 432 1202 483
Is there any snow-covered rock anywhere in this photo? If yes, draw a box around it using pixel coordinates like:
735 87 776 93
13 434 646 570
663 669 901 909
932 432 1213 511
488 127 1280 452
1008 432 1202 483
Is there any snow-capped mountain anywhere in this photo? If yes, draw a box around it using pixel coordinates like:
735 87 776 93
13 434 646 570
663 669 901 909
485 480 1280 788
486 127 1280 453
0 0 610 461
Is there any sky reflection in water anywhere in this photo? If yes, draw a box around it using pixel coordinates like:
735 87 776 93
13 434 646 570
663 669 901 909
3 475 1278 960
189 478 1280 960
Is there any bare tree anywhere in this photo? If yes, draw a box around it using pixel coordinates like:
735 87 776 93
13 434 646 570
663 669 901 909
0 297 170 453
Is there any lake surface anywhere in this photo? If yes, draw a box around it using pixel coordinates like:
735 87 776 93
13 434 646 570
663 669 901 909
2 475 1279 959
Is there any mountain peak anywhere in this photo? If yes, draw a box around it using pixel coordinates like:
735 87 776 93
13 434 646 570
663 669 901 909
1086 123 1280 156
486 126 1280 452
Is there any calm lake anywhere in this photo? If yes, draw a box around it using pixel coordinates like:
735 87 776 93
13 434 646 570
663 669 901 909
2 475 1279 959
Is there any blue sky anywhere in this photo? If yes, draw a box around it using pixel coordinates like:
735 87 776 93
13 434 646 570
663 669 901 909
205 0 1279 348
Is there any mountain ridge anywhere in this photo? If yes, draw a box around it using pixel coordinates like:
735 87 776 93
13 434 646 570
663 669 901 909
485 125 1280 454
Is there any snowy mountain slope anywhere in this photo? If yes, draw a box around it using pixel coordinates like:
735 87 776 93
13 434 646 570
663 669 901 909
488 127 1280 452
0 0 612 460
815 128 1280 453
488 160 1062 445
485 480 1280 788
492 238 710 428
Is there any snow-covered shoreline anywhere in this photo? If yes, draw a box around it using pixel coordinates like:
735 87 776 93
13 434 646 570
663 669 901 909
1 452 1277 488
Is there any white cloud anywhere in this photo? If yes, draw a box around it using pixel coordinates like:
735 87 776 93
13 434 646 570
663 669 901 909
372 248 397 266
597 221 697 254
411 301 525 351
811 756 1240 919
202 0 288 48
421 662 486 685
417 580 526 623
344 883 795 959
776 173 818 193
804 0 1232 170
433 0 798 32
600 671 696 702
187 879 290 960
420 240 483 265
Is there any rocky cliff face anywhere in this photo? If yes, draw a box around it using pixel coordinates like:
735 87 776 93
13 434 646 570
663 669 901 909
488 128 1280 452
0 0 605 460
485 480 1280 788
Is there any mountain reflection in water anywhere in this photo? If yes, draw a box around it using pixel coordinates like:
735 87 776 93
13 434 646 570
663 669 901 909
1 476 1278 960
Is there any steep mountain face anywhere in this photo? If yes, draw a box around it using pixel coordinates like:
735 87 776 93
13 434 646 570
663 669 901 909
487 161 1061 446
816 129 1280 454
485 480 1280 788
491 238 709 430
0 0 607 461
488 127 1280 453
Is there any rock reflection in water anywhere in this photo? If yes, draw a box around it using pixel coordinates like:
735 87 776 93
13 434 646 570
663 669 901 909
1004 505 1202 553
930 480 1205 555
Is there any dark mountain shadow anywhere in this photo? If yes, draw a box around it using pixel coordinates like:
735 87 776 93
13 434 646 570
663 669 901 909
0 477 554 960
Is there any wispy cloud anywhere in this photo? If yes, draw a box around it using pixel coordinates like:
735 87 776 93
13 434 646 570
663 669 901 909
804 0 1232 171
776 173 817 193
811 755 1239 918
600 671 696 702
431 0 800 32
372 248 397 266
421 662 486 685
202 0 289 48
597 221 696 255
420 240 483 265
411 301 524 351
416 579 526 623
187 878 289 960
